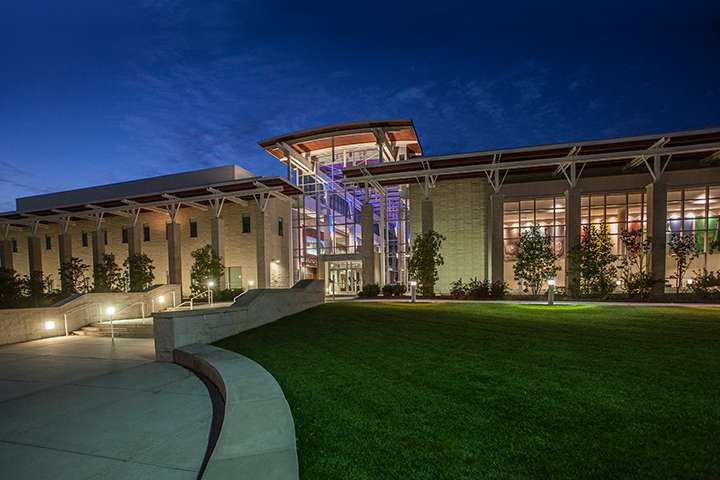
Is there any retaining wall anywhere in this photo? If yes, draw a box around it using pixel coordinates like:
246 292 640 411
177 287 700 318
0 284 181 345
153 279 324 361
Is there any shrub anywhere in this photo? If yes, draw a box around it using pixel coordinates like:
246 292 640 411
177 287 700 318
569 223 618 298
618 229 654 300
92 253 123 292
216 288 245 302
392 283 407 296
466 277 490 299
668 233 698 293
513 226 560 297
490 280 508 299
59 257 89 294
408 230 445 296
359 283 380 297
688 269 720 297
124 253 155 292
449 278 466 299
382 284 394 296
0 267 23 308
190 245 224 296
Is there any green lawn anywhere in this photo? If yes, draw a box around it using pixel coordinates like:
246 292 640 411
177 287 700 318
214 302 720 479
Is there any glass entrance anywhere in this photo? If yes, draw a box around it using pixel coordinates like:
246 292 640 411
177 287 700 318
328 260 363 294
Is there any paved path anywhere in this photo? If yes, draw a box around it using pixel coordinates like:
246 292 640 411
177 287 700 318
0 336 213 479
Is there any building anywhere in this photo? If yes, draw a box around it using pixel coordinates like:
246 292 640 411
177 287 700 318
1 120 719 297
0 166 299 296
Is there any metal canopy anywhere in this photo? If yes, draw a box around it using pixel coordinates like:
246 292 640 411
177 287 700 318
0 176 302 228
342 127 720 189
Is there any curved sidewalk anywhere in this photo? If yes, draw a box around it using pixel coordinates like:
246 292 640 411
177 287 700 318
0 336 213 479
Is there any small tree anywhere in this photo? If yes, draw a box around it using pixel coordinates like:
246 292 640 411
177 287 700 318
0 267 23 308
668 233 698 293
569 223 618 298
408 230 445 296
124 253 155 292
513 226 560 297
93 253 123 292
59 257 89 294
618 229 654 300
190 245 224 296
22 271 47 307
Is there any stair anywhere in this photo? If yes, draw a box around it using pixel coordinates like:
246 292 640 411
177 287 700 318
71 318 154 338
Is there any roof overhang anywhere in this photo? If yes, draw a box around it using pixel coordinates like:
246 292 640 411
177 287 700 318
0 176 302 228
342 127 720 189
258 119 423 163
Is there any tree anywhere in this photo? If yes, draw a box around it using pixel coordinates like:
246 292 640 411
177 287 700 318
21 271 47 307
408 230 445 296
618 229 654 300
0 267 23 308
513 226 560 297
569 223 618 298
190 245 224 296
93 253 123 292
668 233 698 293
124 253 155 292
59 257 89 294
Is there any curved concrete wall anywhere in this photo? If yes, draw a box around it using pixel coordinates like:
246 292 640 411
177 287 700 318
153 280 324 361
174 343 298 479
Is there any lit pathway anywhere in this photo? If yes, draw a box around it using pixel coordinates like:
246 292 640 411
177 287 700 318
0 336 212 479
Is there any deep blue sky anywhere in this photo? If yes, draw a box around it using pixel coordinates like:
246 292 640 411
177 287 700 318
1 0 719 211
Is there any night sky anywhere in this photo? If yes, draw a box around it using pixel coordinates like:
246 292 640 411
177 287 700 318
1 0 719 211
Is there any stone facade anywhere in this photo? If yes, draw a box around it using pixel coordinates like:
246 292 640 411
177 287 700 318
409 178 489 294
1 199 292 297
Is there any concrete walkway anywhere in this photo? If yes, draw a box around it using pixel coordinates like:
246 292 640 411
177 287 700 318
0 336 213 479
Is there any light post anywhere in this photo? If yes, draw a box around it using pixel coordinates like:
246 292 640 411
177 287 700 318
207 280 215 306
152 294 166 313
547 278 555 306
105 305 116 342
410 281 417 303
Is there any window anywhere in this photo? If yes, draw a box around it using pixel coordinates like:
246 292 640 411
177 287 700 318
103 230 108 245
504 196 566 290
581 192 647 256
278 217 284 236
121 226 128 244
12 239 18 253
189 220 198 238
81 231 88 247
45 235 52 250
143 224 150 242
242 215 251 233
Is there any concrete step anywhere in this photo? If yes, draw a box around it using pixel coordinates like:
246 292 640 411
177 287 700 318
72 319 155 338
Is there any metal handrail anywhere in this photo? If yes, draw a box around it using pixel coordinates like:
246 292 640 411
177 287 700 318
172 289 211 311
232 290 248 303
62 302 101 337
113 301 147 321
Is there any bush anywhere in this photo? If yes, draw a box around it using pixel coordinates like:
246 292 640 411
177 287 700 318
449 278 466 299
216 288 245 302
0 267 23 308
392 283 407 296
359 283 380 297
466 277 490 299
490 281 508 299
688 269 720 297
382 284 394 296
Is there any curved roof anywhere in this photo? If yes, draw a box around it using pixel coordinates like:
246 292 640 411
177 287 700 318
258 119 423 160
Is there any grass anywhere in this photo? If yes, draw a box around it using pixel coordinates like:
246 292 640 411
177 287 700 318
214 302 720 479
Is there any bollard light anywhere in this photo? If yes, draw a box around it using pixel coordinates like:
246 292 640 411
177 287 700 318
105 305 116 316
248 280 254 288
687 278 694 286
207 280 215 288
410 281 417 303
546 278 556 306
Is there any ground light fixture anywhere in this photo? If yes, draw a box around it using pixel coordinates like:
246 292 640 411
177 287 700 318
410 281 417 303
248 280 254 288
105 305 117 342
157 295 166 304
44 320 56 330
687 278 694 286
547 278 556 306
